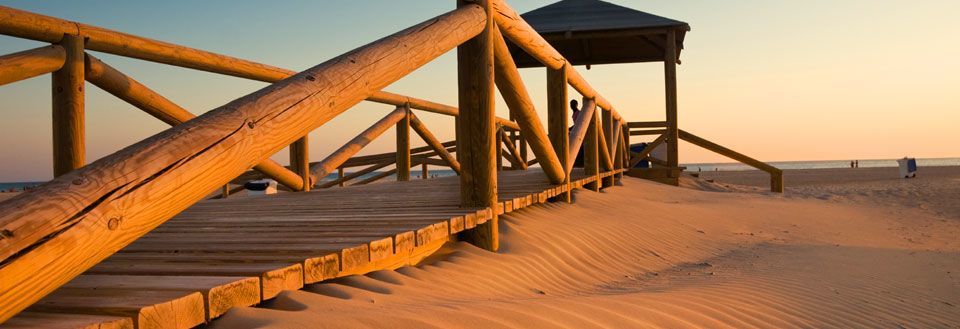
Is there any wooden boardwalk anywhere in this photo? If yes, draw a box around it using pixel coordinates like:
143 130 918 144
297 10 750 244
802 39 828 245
2 169 618 329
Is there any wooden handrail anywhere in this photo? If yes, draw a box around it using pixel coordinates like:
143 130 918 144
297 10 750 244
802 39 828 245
498 126 527 170
628 121 668 128
0 5 487 321
339 142 456 168
629 133 668 168
84 53 306 191
678 129 784 192
0 45 65 86
631 129 668 136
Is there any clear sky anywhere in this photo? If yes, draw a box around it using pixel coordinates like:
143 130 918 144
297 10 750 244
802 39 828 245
1 0 957 181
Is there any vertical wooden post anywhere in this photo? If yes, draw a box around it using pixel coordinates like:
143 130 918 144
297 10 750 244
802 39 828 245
584 107 600 192
495 125 503 171
664 30 680 169
337 168 345 187
518 131 528 165
421 163 429 180
396 105 411 181
547 63 570 202
623 124 631 169
601 109 614 188
221 185 230 199
52 34 85 177
289 135 311 191
456 0 497 251
614 120 624 182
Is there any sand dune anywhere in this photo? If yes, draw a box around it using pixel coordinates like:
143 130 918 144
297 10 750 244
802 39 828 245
210 175 960 328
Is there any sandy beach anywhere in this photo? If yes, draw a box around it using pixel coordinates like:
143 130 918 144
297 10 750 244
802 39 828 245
205 167 960 328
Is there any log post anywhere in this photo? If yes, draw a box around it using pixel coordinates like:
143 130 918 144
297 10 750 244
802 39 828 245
396 105 411 181
52 34 85 177
601 108 614 188
289 136 310 191
623 124 631 168
547 63 571 202
221 185 230 199
0 45 65 86
422 163 429 180
584 108 600 192
495 124 503 171
338 168 345 187
665 30 680 168
457 0 497 252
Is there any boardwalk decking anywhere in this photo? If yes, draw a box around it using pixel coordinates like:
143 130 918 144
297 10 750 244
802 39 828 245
2 169 619 329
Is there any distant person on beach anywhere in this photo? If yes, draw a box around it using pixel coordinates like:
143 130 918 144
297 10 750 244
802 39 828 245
570 99 580 124
850 161 855 168
570 99 584 167
855 160 859 168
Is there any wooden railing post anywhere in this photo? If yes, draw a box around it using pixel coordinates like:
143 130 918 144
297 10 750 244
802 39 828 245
52 34 84 177
584 106 600 192
289 135 310 191
665 30 680 168
601 107 614 188
396 105 411 181
495 124 503 171
421 163 429 180
547 63 571 202
337 168 345 187
457 0 498 251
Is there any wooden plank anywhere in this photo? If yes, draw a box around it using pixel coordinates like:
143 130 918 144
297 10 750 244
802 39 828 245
457 0 498 252
27 289 204 329
51 34 84 177
627 121 667 128
65 275 259 320
87 262 302 301
1 312 132 329
0 45 65 86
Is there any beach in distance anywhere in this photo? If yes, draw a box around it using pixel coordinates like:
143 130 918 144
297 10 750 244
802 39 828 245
207 165 960 328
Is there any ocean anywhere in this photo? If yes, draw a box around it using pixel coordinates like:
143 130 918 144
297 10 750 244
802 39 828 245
3 158 956 190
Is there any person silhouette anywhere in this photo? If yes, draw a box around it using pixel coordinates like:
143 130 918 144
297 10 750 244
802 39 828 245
570 99 580 125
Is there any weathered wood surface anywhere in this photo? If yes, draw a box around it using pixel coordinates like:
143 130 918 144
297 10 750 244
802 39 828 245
396 107 411 181
84 54 307 194
0 5 487 322
0 45 65 86
289 136 311 191
51 34 84 177
547 63 571 202
664 30 680 168
1 168 608 328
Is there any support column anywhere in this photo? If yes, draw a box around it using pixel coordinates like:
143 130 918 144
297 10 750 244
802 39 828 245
547 63 570 202
584 108 600 192
456 0 497 251
665 30 680 169
289 135 311 191
337 168 345 187
496 125 503 171
601 108 614 188
421 163 429 180
396 105 411 181
52 34 84 177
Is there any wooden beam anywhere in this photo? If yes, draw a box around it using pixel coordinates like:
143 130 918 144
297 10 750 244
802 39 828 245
0 5 487 322
664 30 679 168
627 121 668 128
630 129 668 136
308 108 407 185
51 34 84 177
84 54 305 191
318 162 393 189
596 115 614 172
289 136 310 191
678 129 784 193
0 45 65 86
499 127 527 170
584 109 600 191
491 27 563 183
565 98 596 174
547 63 571 202
409 113 461 174
396 106 411 181
457 0 497 252
601 109 614 187
338 141 455 168
629 133 668 168
355 168 397 186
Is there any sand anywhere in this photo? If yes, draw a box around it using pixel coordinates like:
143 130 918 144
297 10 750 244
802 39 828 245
205 167 960 328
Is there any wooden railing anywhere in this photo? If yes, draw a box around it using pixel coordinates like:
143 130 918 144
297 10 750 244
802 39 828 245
625 121 784 193
0 0 632 322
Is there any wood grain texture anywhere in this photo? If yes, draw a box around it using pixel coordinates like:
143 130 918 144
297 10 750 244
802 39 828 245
84 54 306 192
0 45 65 87
457 0 498 252
1 312 133 329
51 34 84 177
664 30 680 168
396 106 411 181
0 5 486 322
289 136 311 191
546 64 571 202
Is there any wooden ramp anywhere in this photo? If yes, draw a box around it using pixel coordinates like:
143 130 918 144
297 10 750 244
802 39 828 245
2 169 618 329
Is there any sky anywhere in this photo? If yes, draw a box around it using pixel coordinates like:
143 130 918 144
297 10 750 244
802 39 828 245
0 0 958 181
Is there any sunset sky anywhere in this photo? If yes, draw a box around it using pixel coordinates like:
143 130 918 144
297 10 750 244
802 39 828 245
0 0 957 181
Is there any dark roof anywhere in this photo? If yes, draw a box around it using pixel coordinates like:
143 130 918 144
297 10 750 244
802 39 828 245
510 0 690 68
